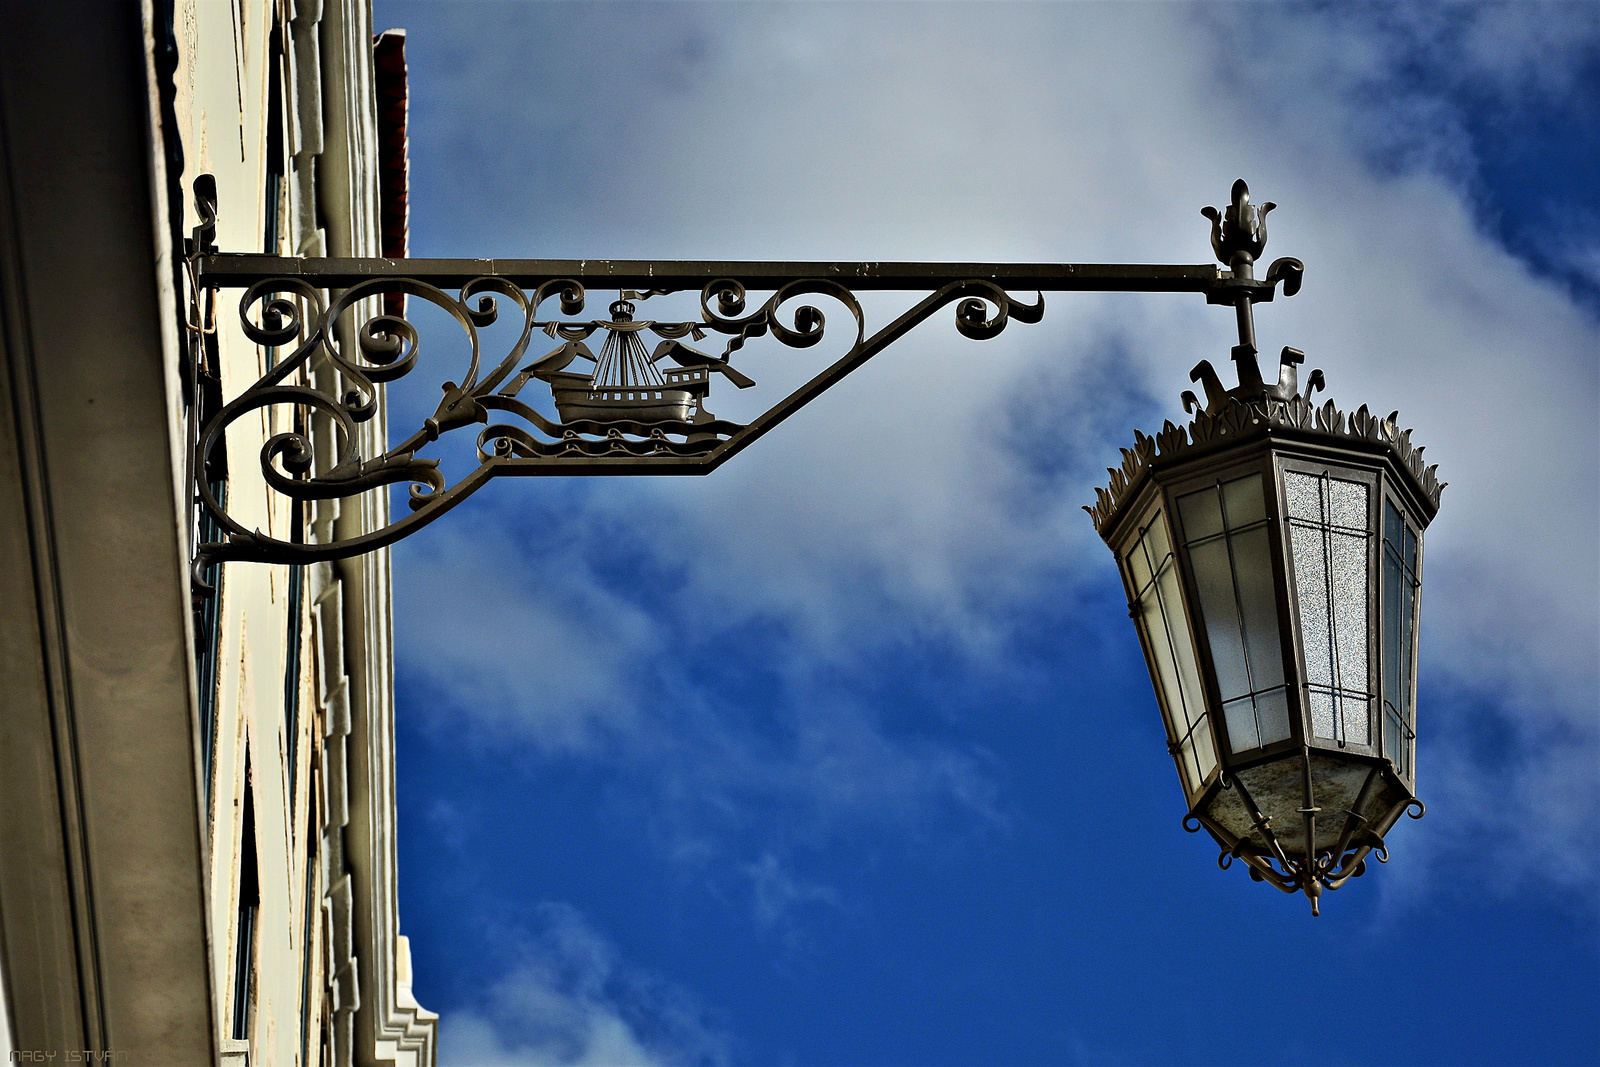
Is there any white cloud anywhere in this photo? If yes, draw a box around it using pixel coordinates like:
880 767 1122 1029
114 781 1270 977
392 2 1599 897
395 524 665 752
398 519 1008 860
440 904 731 1067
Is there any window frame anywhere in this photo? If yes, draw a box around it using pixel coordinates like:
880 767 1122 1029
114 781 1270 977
1379 484 1424 786
1168 463 1299 761
1113 499 1219 804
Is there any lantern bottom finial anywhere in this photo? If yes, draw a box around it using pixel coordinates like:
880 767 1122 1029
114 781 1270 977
1190 753 1424 914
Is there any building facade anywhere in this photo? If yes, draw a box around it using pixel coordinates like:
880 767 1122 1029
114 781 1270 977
0 2 434 1064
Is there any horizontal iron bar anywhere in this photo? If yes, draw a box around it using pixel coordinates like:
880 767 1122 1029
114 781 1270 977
197 254 1223 293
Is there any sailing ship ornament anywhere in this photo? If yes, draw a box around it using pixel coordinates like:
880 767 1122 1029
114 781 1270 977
518 296 755 431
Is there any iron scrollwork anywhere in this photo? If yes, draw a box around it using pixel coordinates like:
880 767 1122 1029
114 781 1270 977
193 265 1046 567
189 178 1299 568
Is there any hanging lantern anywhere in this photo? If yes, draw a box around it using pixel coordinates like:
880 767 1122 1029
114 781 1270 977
1087 183 1443 913
1087 349 1442 913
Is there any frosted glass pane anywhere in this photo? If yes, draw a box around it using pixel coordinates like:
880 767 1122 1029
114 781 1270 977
1179 487 1223 542
1383 547 1403 703
1331 530 1368 691
1401 575 1417 702
1190 539 1250 700
1284 471 1324 521
1147 513 1172 565
1292 523 1333 688
1178 739 1201 794
1328 477 1366 529
1140 592 1185 734
1224 696 1260 752
1256 687 1291 745
1157 564 1207 734
1126 535 1151 591
1232 527 1285 690
1291 473 1372 748
1340 693 1371 745
1222 475 1266 527
1222 689 1290 754
1381 495 1421 766
1193 717 1218 779
1309 689 1337 739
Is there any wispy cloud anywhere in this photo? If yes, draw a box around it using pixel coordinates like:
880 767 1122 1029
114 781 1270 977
741 852 840 932
398 522 1009 858
440 904 732 1067
397 523 665 753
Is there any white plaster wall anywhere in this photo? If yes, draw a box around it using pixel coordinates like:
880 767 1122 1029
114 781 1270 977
170 2 435 1064
175 2 318 1064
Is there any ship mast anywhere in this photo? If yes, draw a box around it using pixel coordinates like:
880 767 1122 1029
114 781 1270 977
591 299 667 391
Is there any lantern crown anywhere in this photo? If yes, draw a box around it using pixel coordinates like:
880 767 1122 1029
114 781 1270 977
1085 368 1445 538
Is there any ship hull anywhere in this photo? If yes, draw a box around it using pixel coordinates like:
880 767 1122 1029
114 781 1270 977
553 386 695 425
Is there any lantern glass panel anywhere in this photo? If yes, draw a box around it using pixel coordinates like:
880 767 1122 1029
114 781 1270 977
1284 471 1372 746
1176 474 1290 754
1382 499 1421 778
1123 513 1216 794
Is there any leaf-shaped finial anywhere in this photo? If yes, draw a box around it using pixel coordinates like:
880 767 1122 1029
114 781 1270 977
1201 179 1276 268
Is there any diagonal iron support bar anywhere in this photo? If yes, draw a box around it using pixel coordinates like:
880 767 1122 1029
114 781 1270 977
185 178 1302 568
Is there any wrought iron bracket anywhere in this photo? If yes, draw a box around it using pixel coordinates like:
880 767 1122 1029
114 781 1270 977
186 178 1302 568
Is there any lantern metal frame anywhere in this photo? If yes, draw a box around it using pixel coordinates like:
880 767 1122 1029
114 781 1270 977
1087 349 1443 913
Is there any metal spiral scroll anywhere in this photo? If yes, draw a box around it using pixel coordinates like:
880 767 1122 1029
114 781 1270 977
193 272 1047 567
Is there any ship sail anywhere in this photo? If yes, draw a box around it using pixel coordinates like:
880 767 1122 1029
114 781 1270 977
591 324 665 391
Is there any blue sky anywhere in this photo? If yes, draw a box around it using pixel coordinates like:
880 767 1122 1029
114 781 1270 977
372 4 1599 1065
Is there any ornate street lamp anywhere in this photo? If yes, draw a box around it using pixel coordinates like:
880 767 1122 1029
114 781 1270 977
1085 182 1442 913
187 178 1439 912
